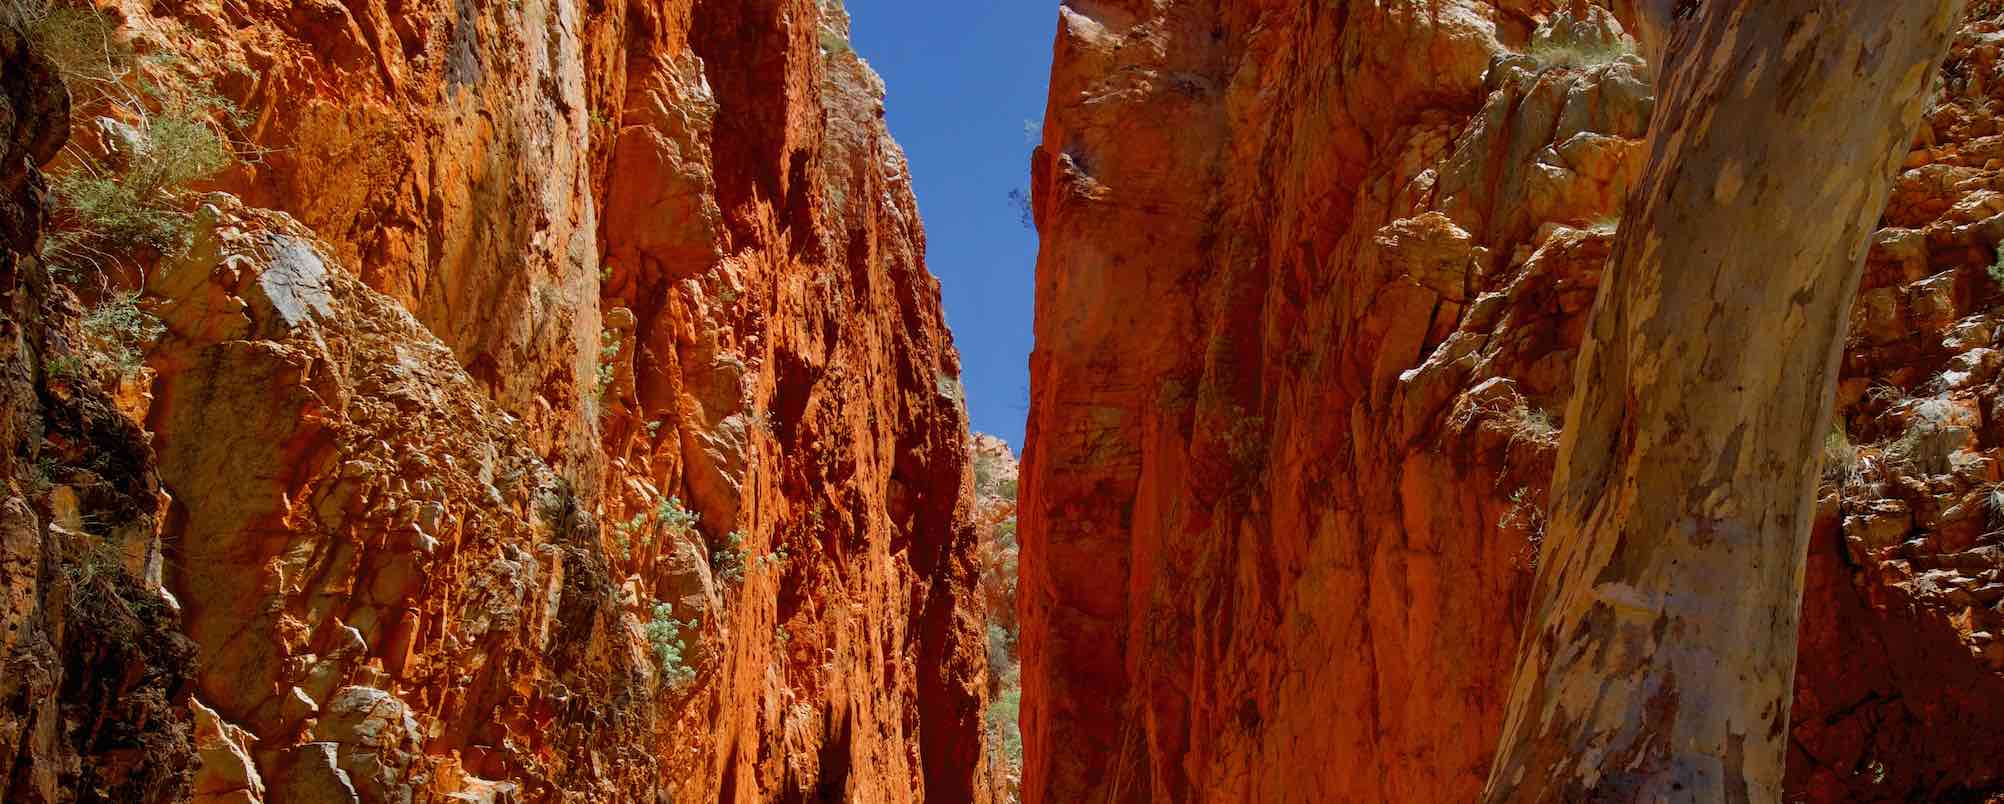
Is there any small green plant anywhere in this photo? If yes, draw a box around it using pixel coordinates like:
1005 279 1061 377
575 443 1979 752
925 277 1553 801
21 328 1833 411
657 496 699 534
1499 486 1546 531
645 602 698 689
611 495 700 560
27 455 59 496
595 328 621 401
81 291 164 372
1823 426 1862 488
713 530 747 586
45 353 85 379
1988 245 2004 291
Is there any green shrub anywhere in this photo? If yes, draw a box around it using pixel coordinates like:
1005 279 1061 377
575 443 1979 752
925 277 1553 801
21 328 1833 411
657 496 699 532
81 291 163 372
5 0 130 89
713 530 747 586
645 602 698 689
18 1 241 282
595 328 621 402
1823 426 1861 488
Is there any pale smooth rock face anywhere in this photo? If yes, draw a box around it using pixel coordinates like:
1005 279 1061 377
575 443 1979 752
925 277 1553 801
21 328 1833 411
0 0 988 802
1024 2 2004 803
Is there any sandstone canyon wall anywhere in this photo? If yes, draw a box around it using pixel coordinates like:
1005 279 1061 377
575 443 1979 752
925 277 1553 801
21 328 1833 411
0 0 991 801
1023 1 2004 802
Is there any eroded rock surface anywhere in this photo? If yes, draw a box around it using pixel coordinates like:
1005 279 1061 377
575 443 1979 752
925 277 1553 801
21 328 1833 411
3 0 988 800
1023 2 2004 802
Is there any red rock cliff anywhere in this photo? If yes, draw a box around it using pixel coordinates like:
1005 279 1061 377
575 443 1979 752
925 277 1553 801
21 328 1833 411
0 0 991 801
1023 1 2004 802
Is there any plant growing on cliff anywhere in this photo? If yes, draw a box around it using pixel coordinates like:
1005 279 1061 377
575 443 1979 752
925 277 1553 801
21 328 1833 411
645 602 698 690
595 328 622 404
81 291 164 373
713 530 747 586
19 0 243 281
42 97 233 277
611 495 700 560
1823 426 1863 488
5 0 127 89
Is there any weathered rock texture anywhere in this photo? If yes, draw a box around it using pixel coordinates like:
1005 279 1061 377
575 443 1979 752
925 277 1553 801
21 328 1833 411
3 0 989 800
968 433 1022 803
0 23 200 802
1022 1 2004 802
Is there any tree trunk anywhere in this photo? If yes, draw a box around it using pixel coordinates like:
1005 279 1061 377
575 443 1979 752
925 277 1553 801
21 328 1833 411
1482 3 1964 802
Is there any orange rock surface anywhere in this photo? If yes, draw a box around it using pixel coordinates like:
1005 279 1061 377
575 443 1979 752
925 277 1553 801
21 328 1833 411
1023 2 2004 802
0 0 991 801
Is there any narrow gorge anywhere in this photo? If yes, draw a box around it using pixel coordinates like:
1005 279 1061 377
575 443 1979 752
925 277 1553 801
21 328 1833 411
0 0 2000 802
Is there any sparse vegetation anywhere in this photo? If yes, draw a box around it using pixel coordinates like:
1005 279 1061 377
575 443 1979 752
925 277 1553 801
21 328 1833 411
1008 188 1033 230
596 327 622 402
1524 35 1637 71
610 494 701 561
1823 426 1862 488
81 291 164 372
714 530 747 586
44 353 85 379
14 0 244 283
985 627 1023 777
1499 485 1549 540
645 602 698 689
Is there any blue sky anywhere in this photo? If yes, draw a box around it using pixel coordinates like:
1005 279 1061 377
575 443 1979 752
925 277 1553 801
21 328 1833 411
844 1 1053 451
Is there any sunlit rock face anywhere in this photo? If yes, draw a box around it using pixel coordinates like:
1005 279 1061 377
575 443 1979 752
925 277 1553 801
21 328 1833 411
1022 2 2004 802
1 0 991 800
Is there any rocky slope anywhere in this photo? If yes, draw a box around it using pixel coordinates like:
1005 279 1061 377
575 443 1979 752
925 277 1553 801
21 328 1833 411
968 434 1021 802
1023 1 2004 802
0 0 990 801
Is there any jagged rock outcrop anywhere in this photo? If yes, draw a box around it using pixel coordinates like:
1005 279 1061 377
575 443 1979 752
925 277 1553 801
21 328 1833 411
4 0 989 800
1023 2 2004 802
0 22 200 802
